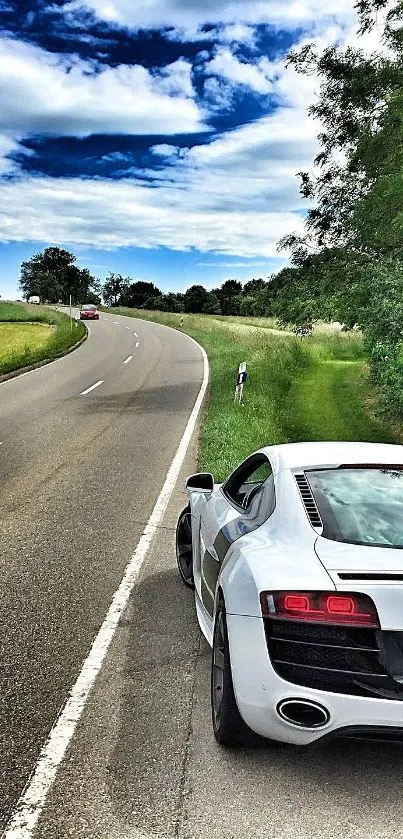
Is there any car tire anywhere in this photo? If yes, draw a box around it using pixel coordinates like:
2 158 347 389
211 599 259 747
176 506 195 589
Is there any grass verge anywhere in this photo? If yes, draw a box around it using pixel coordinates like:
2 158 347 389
104 307 398 480
0 301 86 377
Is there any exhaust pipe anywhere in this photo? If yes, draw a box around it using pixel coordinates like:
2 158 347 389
277 698 330 729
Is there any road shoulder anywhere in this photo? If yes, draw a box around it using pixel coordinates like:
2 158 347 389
33 436 204 839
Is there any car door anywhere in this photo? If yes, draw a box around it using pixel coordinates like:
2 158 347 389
199 453 275 616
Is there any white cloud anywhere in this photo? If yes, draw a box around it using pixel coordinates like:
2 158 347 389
0 21 335 258
0 174 305 256
65 0 357 38
197 260 270 266
206 48 274 94
100 151 133 162
0 7 383 266
0 52 318 258
0 135 20 174
0 38 205 143
151 144 180 157
203 76 235 110
153 58 195 98
218 23 257 44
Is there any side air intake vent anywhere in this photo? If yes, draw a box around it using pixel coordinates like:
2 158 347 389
295 474 323 530
339 573 403 582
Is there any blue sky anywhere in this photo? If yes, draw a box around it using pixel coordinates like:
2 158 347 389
0 0 361 298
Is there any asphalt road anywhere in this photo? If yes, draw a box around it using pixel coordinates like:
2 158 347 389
2 310 403 839
0 310 204 832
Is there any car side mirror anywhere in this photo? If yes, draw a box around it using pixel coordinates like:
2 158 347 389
186 472 214 493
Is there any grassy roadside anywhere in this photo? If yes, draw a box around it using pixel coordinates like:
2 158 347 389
0 301 86 377
104 307 398 480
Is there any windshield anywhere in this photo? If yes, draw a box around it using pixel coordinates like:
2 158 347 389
307 468 403 548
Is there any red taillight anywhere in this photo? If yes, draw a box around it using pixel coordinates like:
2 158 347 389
326 595 354 614
260 591 379 628
284 594 310 612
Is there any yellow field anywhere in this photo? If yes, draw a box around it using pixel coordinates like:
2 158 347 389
0 322 54 361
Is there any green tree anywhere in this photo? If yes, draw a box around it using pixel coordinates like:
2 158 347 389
184 285 211 313
215 280 243 315
160 292 185 312
102 273 130 307
122 281 162 308
20 247 96 304
243 278 267 296
271 0 403 416
203 292 221 314
282 0 402 255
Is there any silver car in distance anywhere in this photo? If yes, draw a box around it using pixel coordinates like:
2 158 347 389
176 441 403 747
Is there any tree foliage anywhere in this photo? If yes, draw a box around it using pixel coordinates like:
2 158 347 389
102 273 130 307
121 281 162 308
272 0 403 417
20 247 100 305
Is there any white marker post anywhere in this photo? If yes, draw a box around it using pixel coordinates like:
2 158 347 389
234 362 247 404
69 294 72 331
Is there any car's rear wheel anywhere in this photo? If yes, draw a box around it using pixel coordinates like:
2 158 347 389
176 506 195 589
211 599 259 747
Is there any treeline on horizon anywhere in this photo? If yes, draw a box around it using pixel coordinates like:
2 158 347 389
18 0 403 417
19 247 281 316
101 273 282 316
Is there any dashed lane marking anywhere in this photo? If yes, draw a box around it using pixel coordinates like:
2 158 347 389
1 332 209 839
80 380 104 396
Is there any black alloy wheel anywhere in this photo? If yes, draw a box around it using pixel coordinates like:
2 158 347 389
176 506 195 589
211 599 258 747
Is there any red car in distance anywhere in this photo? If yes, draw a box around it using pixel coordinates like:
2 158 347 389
79 304 99 320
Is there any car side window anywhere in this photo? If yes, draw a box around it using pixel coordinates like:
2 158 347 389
245 461 272 485
223 454 274 510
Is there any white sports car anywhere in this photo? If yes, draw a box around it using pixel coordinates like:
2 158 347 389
176 441 403 747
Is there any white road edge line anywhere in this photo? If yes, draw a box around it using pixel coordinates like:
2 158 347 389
79 380 104 396
113 321 119 325
123 355 133 365
135 342 139 348
133 332 138 337
2 333 209 839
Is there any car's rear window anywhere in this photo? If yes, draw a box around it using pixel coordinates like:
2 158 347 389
82 305 96 310
307 468 403 547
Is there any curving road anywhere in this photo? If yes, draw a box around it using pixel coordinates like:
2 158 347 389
0 311 204 830
2 310 403 839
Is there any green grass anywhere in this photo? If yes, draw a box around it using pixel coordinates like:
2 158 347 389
103 306 398 480
0 301 86 376
0 322 54 356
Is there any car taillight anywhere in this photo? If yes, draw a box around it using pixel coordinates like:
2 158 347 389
260 591 380 628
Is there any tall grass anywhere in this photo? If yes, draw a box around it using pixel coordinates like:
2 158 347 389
0 301 86 376
104 307 397 479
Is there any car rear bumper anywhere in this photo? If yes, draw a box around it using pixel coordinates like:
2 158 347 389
227 614 403 745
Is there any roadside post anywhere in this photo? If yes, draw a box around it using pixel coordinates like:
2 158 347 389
234 362 247 404
69 294 72 331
